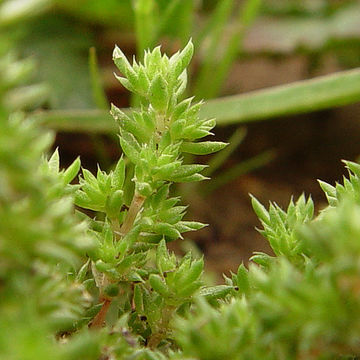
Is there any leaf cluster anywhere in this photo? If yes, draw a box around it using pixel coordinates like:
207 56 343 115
173 162 360 360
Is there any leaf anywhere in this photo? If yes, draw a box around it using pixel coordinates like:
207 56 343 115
149 74 168 111
39 67 360 132
113 157 126 190
149 274 169 297
63 157 81 185
119 137 141 165
175 221 207 233
153 223 182 240
18 16 94 109
133 284 144 312
173 173 209 183
106 190 124 219
47 148 60 173
113 45 135 77
168 164 208 180
171 39 194 79
236 264 250 294
181 141 228 155
250 195 270 224
76 259 90 283
199 285 233 300
177 257 204 288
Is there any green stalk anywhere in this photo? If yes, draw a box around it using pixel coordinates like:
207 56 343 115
133 0 155 60
132 0 156 107
154 0 182 41
205 67 360 125
193 0 235 98
195 0 234 49
176 0 195 46
196 0 262 99
89 47 108 111
88 47 111 169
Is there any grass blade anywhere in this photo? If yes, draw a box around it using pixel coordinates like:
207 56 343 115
133 0 156 59
203 127 247 177
156 0 193 45
89 47 108 110
193 0 235 98
197 0 262 99
201 149 275 196
205 67 360 125
36 67 360 132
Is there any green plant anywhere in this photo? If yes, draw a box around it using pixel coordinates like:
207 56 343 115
1 41 226 359
3 40 360 360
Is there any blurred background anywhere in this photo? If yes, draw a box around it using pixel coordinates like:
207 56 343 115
2 0 360 278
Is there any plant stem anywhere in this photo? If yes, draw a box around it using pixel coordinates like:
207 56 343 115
147 305 175 349
119 192 146 236
89 192 145 330
89 297 112 329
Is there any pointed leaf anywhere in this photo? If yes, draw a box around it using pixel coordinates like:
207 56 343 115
181 141 227 155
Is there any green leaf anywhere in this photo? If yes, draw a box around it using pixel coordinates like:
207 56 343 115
113 45 134 76
133 284 144 313
119 137 141 165
149 74 168 111
106 190 124 219
175 221 207 233
153 223 182 240
48 148 60 173
82 168 98 187
181 141 227 155
344 160 360 178
250 195 270 224
199 285 233 300
113 157 126 190
104 283 119 297
149 274 169 297
63 157 81 185
74 191 92 210
236 264 250 294
114 74 136 93
178 281 202 298
167 164 208 180
178 257 204 288
174 173 209 183
171 39 194 79
156 239 176 273
76 259 90 283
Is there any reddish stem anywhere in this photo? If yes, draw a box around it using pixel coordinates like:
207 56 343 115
89 298 112 329
89 193 145 329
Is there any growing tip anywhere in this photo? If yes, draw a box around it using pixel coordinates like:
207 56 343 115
112 45 124 59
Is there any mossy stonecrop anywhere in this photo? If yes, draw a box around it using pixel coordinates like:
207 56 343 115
111 40 227 197
110 40 227 243
75 41 226 333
